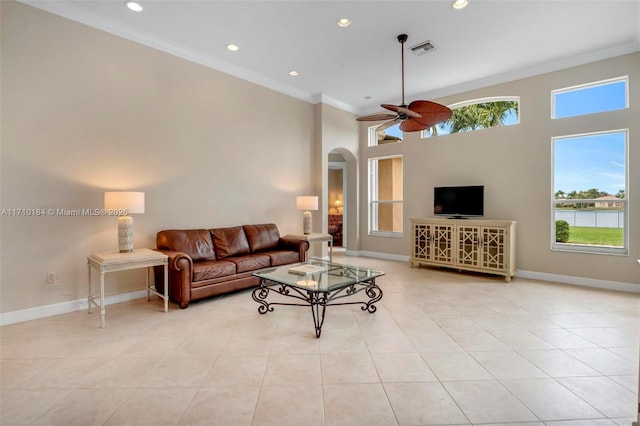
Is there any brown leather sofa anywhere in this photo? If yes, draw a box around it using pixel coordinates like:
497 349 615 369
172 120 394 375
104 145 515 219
154 223 309 308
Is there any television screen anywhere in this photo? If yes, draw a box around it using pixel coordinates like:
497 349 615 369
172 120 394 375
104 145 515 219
434 185 484 217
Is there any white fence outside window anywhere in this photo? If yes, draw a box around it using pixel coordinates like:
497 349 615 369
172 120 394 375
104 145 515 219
555 210 624 229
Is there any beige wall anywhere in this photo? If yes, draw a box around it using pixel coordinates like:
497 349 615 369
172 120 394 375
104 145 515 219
0 2 316 313
360 53 639 287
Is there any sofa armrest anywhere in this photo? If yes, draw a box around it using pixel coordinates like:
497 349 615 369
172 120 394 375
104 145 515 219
154 249 193 309
278 238 310 262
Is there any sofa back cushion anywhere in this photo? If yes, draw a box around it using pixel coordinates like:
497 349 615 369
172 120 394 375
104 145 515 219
211 226 250 258
157 229 216 261
243 224 280 252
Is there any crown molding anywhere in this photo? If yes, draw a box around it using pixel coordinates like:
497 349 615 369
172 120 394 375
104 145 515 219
415 40 640 105
313 94 359 115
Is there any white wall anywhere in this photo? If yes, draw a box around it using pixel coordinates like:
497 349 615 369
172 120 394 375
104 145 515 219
1 1 316 313
359 53 640 287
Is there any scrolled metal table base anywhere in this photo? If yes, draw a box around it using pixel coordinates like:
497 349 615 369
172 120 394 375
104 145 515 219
252 277 383 337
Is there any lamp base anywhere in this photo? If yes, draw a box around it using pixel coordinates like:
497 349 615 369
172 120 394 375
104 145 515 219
303 210 312 234
117 215 134 253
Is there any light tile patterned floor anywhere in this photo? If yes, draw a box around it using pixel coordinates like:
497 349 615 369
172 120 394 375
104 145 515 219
1 253 639 425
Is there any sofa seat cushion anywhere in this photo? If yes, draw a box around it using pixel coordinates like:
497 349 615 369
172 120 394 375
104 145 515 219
227 253 271 273
243 224 280 252
192 259 237 283
262 250 300 266
211 226 250 259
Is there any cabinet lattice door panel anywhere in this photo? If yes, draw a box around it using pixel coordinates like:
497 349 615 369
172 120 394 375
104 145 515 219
432 224 454 264
410 218 516 282
413 223 430 261
482 227 507 271
457 226 481 268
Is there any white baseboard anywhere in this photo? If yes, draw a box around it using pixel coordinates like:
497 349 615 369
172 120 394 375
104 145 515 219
345 250 410 262
516 270 640 294
0 289 148 326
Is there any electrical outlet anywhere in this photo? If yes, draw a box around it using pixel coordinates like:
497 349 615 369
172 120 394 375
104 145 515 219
47 271 59 285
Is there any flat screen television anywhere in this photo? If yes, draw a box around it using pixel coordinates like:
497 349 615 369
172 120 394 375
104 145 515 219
434 185 484 218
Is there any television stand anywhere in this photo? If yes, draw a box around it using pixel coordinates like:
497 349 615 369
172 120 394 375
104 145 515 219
410 217 516 282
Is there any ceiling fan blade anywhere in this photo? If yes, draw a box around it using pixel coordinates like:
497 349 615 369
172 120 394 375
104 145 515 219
376 117 403 134
399 118 430 132
408 100 453 127
381 104 421 119
356 113 397 122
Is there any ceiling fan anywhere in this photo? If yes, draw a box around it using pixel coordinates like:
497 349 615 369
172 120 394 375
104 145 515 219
357 34 452 134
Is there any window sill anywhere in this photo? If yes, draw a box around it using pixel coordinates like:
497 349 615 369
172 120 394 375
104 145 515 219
552 242 628 256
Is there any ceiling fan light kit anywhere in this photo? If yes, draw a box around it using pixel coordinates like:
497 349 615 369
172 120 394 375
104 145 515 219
357 34 452 133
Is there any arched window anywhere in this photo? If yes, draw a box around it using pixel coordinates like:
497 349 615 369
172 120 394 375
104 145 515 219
422 96 520 138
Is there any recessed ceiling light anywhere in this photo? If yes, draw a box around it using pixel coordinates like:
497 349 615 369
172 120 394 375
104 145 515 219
226 44 239 52
289 70 299 76
337 18 351 27
124 1 143 12
452 0 468 9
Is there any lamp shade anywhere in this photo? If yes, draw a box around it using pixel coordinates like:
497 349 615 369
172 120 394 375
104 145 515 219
104 192 145 214
296 196 318 211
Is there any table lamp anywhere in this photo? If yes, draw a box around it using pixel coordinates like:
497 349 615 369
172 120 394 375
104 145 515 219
296 196 318 234
104 191 145 253
335 199 343 214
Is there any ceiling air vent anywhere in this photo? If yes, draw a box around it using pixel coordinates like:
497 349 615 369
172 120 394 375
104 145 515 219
409 41 437 56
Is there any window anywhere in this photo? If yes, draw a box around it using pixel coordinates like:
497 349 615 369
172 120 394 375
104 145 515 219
552 130 627 255
552 77 628 119
422 97 519 138
369 156 403 235
368 124 402 146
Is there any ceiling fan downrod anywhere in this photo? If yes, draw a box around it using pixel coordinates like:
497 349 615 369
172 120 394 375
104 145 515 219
398 34 408 107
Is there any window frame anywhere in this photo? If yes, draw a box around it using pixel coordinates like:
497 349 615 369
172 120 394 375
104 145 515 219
368 155 404 237
551 76 628 119
550 129 628 255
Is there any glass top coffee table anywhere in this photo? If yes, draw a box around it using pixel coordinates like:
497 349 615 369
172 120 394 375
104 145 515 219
252 258 384 337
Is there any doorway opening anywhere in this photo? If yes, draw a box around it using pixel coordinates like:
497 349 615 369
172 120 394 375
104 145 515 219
328 154 346 248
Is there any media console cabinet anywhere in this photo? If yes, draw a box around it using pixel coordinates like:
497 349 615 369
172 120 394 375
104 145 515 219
410 217 516 282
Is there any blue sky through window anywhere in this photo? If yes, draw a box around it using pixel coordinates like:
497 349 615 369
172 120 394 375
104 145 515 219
554 80 627 118
554 131 626 196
